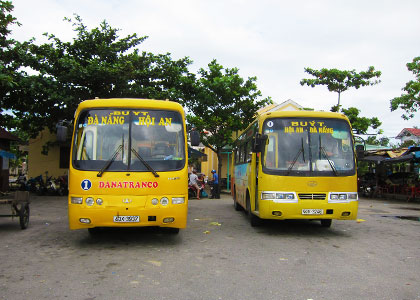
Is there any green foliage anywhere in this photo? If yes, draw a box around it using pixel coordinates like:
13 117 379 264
0 1 22 93
2 14 193 138
185 59 271 174
390 56 420 120
341 107 381 134
400 139 417 148
366 136 390 147
300 66 381 108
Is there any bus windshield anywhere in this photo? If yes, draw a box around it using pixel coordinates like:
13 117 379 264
262 117 355 176
72 109 185 172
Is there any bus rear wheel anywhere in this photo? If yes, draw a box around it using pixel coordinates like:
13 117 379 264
321 219 332 228
233 188 243 211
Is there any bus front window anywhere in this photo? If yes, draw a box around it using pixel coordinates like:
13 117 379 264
73 109 185 172
262 118 355 176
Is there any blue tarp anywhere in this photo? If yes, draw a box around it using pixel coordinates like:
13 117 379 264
0 150 16 159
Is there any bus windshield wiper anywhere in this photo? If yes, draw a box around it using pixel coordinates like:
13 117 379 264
131 148 159 178
97 145 123 177
319 146 338 176
287 138 305 175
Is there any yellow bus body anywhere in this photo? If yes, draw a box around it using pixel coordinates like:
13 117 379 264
68 99 188 230
232 110 358 226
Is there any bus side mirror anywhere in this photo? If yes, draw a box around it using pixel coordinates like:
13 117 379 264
252 133 268 153
190 130 200 147
57 125 68 143
355 144 364 159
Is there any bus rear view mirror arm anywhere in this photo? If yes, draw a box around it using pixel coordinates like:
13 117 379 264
252 133 268 153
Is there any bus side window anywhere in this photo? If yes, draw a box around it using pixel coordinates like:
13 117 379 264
77 130 95 160
265 136 276 168
246 140 252 162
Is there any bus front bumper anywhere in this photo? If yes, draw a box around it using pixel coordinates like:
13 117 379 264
68 196 188 230
258 200 358 220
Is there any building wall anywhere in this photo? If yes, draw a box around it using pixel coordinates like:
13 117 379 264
401 136 420 144
200 148 230 180
28 129 68 179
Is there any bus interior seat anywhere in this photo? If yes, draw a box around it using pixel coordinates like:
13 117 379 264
138 146 151 158
153 143 169 157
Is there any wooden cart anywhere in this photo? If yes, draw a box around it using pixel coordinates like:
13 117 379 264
0 191 30 229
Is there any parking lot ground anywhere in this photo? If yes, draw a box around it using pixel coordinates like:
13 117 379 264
1 194 420 300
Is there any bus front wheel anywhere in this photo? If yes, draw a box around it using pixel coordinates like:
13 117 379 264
246 195 261 227
321 219 332 228
162 227 180 234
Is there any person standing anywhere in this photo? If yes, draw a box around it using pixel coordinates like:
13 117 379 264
210 169 219 199
189 170 201 199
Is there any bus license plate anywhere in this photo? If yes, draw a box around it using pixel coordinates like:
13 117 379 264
302 209 324 215
113 216 140 223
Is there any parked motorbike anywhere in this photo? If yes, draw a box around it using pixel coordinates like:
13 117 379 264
56 175 68 196
188 174 207 198
46 176 58 195
21 174 46 195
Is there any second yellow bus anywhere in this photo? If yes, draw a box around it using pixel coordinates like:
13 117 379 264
232 110 359 227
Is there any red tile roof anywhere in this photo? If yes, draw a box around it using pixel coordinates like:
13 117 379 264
405 128 420 136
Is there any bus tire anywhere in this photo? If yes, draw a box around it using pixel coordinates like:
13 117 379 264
233 188 243 211
247 194 261 227
88 227 101 236
162 227 180 234
19 204 30 230
321 219 332 228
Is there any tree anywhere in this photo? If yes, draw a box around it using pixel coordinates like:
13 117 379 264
340 107 381 134
366 136 390 147
0 1 30 128
185 60 271 187
300 67 381 111
2 15 194 138
390 56 420 120
0 0 20 88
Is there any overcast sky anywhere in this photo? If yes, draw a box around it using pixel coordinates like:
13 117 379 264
10 0 420 142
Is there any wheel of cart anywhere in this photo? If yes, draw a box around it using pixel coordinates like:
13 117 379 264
0 191 30 229
18 202 30 229
14 191 30 229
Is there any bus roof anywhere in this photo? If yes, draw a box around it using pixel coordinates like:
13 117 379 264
258 110 350 122
75 98 185 115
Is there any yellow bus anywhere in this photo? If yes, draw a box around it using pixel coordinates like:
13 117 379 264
232 110 359 227
68 98 192 234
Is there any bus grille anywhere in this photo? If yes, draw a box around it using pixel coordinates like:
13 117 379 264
298 193 326 200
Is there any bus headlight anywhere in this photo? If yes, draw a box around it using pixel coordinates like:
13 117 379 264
151 198 159 205
330 194 339 200
339 194 347 200
329 192 358 202
285 193 295 200
348 193 358 200
172 197 185 204
160 197 169 206
71 197 83 204
262 192 276 200
261 192 296 202
96 198 103 205
86 197 94 206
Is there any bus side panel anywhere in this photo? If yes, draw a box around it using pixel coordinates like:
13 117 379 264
233 163 248 209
